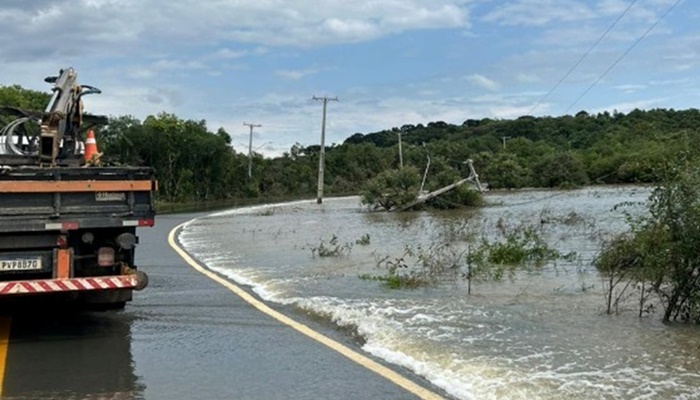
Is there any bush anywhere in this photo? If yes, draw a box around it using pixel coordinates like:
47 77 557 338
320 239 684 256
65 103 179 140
595 158 700 322
533 153 589 188
360 167 420 211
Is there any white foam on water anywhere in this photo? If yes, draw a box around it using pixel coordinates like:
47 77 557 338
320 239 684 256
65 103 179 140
206 265 287 301
209 199 312 217
207 196 359 218
278 293 700 400
285 296 491 399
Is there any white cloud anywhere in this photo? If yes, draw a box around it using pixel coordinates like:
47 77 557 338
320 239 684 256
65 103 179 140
465 74 500 91
648 78 691 86
275 68 320 81
212 48 249 60
484 0 682 28
483 0 596 27
0 0 473 61
590 97 669 114
613 84 647 93
123 59 208 81
489 104 539 119
516 72 541 83
322 18 382 42
85 86 183 118
150 59 207 71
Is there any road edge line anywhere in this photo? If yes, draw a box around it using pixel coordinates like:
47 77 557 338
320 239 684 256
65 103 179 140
167 222 445 400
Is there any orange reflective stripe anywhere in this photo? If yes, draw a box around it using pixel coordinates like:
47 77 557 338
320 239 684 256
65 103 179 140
0 180 152 193
56 249 71 279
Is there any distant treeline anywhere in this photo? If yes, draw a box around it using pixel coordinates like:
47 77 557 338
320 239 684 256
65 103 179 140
2 84 700 202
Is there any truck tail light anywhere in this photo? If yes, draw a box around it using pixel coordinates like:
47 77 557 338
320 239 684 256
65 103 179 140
97 247 115 267
56 234 68 248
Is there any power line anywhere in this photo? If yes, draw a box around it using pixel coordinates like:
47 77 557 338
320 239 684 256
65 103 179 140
564 0 683 115
529 0 639 115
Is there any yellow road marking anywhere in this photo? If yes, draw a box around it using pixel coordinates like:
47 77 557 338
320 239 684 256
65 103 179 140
168 222 445 400
0 317 11 397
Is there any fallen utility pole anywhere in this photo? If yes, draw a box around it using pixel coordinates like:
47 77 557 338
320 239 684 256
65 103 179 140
397 160 483 211
312 95 338 204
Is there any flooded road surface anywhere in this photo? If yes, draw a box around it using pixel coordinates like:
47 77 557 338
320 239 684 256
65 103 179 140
179 187 700 400
2 212 442 399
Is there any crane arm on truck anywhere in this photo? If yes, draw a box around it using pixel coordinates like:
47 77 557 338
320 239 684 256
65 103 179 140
40 67 102 166
1 67 102 167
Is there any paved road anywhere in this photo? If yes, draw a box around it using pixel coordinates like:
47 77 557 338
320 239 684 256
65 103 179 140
1 212 449 400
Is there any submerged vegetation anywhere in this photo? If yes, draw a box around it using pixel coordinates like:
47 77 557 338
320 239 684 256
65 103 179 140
359 165 484 211
361 222 574 292
465 223 576 291
308 235 354 258
359 167 420 211
595 155 700 323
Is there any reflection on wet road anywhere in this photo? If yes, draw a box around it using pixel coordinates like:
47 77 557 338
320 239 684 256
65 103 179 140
3 311 142 399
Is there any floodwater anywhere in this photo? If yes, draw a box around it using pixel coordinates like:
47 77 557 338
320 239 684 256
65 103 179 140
179 186 700 400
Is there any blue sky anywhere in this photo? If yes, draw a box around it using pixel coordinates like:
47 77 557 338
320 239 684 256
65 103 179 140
1 0 696 156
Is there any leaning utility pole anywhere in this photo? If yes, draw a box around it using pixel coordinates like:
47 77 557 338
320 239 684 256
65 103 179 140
243 122 262 178
312 95 338 204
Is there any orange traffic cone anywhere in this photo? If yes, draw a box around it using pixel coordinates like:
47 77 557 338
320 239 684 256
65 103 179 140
84 129 100 165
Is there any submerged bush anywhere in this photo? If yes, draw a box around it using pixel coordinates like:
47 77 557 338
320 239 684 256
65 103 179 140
361 165 483 211
595 158 700 322
360 246 429 289
360 167 420 211
466 223 574 288
363 221 573 292
309 235 353 258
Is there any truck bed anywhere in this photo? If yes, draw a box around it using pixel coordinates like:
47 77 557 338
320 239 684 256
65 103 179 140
0 166 156 233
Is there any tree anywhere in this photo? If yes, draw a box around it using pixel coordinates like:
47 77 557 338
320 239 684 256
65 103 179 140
360 167 420 211
0 85 51 132
595 158 700 322
425 168 484 209
484 152 530 189
532 153 588 188
0 85 50 111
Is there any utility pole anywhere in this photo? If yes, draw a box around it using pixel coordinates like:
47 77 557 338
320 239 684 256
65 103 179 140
312 95 338 204
398 130 404 168
502 136 511 150
243 122 262 178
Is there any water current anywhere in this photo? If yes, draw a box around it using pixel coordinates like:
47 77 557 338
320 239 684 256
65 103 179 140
178 186 700 400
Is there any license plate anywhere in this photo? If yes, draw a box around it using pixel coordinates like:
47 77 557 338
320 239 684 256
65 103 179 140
96 192 126 201
0 258 42 271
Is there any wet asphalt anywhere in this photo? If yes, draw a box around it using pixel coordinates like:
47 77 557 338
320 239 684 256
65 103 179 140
1 212 448 400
